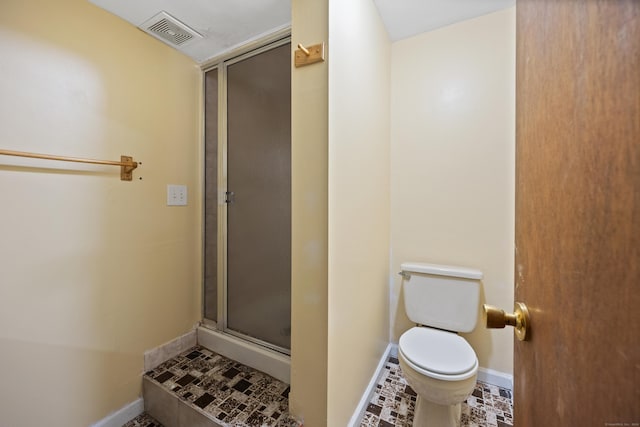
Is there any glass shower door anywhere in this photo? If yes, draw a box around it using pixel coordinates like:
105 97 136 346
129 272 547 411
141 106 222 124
225 43 291 351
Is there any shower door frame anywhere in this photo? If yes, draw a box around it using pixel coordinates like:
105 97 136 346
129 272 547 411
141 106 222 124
202 34 292 357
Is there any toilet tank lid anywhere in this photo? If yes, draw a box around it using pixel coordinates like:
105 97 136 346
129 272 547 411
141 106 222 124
401 262 483 280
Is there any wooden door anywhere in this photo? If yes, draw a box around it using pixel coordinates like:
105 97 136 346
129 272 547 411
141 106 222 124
515 0 639 425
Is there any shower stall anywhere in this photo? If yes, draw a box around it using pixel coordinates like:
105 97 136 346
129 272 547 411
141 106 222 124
201 38 292 381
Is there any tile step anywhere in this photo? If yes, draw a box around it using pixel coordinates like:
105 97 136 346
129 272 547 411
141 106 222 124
142 346 300 427
144 377 220 427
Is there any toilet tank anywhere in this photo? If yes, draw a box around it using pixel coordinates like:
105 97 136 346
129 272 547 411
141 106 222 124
401 262 482 333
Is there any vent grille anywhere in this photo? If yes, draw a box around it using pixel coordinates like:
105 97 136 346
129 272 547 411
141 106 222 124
139 11 202 47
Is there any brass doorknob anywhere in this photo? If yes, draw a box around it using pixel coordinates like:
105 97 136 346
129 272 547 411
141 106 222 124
483 302 530 341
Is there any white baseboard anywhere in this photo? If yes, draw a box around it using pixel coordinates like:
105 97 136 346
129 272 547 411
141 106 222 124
347 343 394 427
91 398 144 427
477 367 513 390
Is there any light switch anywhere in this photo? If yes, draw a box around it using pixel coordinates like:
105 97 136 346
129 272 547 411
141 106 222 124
167 184 187 206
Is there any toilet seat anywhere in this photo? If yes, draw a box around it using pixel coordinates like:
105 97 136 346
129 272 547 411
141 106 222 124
399 327 478 381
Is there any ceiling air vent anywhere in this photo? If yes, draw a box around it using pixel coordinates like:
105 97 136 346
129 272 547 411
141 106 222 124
139 11 202 47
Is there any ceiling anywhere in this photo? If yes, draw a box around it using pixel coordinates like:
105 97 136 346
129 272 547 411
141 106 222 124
373 0 515 42
88 0 514 63
88 0 291 63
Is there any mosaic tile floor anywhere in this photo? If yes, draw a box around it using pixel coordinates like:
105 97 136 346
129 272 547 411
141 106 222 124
359 356 514 427
125 350 512 427
123 413 162 427
136 346 300 427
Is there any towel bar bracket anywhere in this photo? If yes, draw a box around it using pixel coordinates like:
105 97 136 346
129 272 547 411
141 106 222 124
120 155 137 181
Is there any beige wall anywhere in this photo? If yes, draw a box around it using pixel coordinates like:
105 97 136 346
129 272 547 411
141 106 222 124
327 0 391 425
390 8 516 375
291 7 514 424
0 0 201 426
290 1 391 425
289 0 329 425
0 3 514 426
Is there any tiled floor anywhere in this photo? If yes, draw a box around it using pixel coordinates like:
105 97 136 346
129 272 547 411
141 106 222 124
124 413 163 427
132 346 300 427
124 351 513 427
359 356 514 427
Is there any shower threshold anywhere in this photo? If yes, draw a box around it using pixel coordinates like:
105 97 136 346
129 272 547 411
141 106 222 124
197 326 290 384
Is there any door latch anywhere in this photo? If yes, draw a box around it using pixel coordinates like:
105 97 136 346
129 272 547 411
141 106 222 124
483 302 531 341
225 191 235 204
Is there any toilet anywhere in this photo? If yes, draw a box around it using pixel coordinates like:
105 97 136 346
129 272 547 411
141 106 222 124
398 262 482 427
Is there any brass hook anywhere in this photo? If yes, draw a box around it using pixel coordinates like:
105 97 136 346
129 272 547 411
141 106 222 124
294 42 325 67
297 43 311 56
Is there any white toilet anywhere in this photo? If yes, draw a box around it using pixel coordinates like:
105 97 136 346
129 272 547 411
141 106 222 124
398 262 482 427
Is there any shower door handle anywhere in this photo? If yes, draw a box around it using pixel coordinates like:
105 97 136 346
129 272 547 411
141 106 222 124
225 191 235 204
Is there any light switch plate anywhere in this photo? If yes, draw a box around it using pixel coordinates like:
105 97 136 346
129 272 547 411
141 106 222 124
167 184 187 206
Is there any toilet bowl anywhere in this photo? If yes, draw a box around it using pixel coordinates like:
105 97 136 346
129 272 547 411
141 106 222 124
398 262 482 427
399 326 478 426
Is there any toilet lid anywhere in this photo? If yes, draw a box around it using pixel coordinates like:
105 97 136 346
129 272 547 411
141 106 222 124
399 327 477 376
